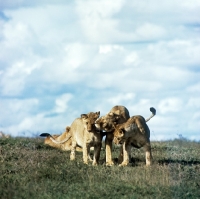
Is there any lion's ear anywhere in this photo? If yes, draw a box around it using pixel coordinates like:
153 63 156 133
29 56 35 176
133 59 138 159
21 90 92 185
81 114 88 119
119 127 125 134
66 126 70 132
108 112 114 116
95 111 100 118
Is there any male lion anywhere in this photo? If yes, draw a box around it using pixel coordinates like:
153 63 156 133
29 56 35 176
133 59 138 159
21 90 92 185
113 108 156 166
95 106 156 166
95 105 130 166
40 126 82 152
49 112 104 165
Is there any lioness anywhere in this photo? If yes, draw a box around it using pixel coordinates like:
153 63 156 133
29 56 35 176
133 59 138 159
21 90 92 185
40 126 82 152
0 131 10 138
113 108 156 166
95 105 130 166
49 112 104 165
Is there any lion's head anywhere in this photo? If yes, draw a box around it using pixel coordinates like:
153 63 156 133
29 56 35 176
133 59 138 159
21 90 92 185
81 111 100 132
113 125 126 145
95 112 120 132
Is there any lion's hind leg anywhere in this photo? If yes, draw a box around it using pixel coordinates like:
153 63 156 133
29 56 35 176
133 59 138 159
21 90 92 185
92 143 102 166
144 142 153 166
119 142 131 167
118 145 123 164
70 140 76 161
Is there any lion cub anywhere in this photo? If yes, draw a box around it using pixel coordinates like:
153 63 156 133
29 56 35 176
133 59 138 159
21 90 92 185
46 112 103 165
95 105 130 166
40 126 82 152
69 111 103 165
113 115 153 166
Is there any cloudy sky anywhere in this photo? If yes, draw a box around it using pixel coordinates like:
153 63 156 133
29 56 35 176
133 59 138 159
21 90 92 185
0 0 200 140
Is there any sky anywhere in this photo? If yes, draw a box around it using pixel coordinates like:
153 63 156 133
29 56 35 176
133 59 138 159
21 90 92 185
0 0 200 141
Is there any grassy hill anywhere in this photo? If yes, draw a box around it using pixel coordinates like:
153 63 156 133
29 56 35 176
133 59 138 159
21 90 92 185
0 137 200 199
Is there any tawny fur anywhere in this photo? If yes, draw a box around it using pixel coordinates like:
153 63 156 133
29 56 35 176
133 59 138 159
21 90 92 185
0 131 10 138
95 105 130 166
95 106 156 166
49 112 103 165
44 126 82 152
113 115 154 166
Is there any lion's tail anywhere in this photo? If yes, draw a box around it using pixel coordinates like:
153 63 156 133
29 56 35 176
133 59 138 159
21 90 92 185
49 134 71 144
40 133 51 137
145 107 156 122
40 133 71 144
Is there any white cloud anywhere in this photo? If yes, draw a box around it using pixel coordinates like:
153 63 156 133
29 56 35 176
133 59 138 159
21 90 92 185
3 22 33 47
0 0 69 9
188 112 200 133
0 98 39 129
99 45 124 54
187 83 200 93
158 98 183 114
182 0 200 10
63 43 96 69
0 1 200 140
54 93 73 113
76 0 126 43
187 97 200 109
0 55 49 96
145 39 200 67
124 51 140 66
107 93 135 105
135 23 166 40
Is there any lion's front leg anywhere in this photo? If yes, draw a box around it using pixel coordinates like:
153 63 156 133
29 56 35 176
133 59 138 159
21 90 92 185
119 142 131 167
118 145 123 164
105 133 114 166
83 143 90 165
88 153 93 162
93 143 102 166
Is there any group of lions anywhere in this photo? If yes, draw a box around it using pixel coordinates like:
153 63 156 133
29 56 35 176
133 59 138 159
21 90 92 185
40 105 156 166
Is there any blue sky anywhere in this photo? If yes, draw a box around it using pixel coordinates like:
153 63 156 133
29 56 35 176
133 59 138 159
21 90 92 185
0 0 200 140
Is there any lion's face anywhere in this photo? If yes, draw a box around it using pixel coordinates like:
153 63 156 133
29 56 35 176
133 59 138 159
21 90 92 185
81 111 100 132
95 112 119 132
113 126 126 145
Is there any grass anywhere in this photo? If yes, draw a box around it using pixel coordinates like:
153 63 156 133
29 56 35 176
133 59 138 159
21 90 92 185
0 137 200 199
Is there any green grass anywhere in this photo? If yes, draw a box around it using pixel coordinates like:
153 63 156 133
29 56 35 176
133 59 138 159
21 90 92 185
0 137 200 199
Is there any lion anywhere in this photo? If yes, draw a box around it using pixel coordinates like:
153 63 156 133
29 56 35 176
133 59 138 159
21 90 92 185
95 106 156 166
113 108 156 166
49 112 104 165
0 131 10 138
95 105 130 166
40 126 82 152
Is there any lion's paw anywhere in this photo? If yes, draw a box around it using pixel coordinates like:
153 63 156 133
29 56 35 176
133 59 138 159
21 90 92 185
119 162 128 167
92 162 98 166
106 161 114 166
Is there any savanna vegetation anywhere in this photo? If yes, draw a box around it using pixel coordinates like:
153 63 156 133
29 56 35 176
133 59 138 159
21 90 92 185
0 136 200 199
